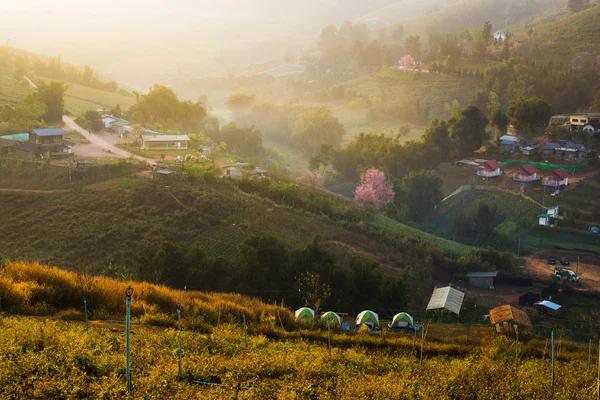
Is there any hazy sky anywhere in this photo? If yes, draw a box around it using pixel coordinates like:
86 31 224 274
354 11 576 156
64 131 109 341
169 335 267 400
0 0 399 92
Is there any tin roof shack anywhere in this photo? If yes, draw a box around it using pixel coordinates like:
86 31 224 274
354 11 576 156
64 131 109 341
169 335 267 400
534 300 561 314
14 142 50 159
458 272 497 289
499 135 520 152
426 286 465 316
490 305 532 337
141 135 190 150
30 128 68 145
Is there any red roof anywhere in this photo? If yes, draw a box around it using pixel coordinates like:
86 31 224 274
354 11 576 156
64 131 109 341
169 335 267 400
519 164 538 177
482 160 501 172
550 169 569 180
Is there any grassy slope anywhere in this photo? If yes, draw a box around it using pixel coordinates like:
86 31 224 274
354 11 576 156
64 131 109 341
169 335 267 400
373 214 474 254
425 188 542 245
39 76 135 112
531 6 600 63
343 70 484 122
401 0 565 35
0 67 31 106
0 182 429 270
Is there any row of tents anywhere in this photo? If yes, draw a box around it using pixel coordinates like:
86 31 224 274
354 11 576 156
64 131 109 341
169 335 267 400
295 308 416 331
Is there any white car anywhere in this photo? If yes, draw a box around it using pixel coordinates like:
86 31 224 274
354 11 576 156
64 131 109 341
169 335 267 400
554 268 579 283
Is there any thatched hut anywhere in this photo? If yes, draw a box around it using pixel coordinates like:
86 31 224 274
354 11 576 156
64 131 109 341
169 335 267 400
489 305 532 337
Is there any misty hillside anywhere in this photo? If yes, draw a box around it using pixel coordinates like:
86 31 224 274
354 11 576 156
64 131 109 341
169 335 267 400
401 0 566 35
531 5 600 62
354 0 460 25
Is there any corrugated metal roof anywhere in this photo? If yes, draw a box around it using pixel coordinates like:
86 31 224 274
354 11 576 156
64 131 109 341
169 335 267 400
426 286 465 315
31 128 67 137
16 142 43 152
142 134 190 142
0 133 29 142
534 300 561 310
463 271 498 278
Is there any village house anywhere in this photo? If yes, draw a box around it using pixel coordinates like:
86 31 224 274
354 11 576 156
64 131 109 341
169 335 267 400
141 134 190 150
542 169 569 188
222 162 267 180
29 128 68 145
14 142 50 159
520 140 539 156
458 271 497 289
583 122 600 134
513 164 539 183
568 113 600 132
556 142 586 160
499 135 520 152
477 160 502 178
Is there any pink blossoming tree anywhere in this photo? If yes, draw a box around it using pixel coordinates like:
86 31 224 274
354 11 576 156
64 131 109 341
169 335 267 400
353 169 395 210
296 169 323 192
398 55 415 70
572 52 594 70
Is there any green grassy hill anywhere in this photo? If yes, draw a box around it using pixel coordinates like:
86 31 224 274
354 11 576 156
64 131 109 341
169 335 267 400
401 0 565 35
0 181 456 270
38 76 136 115
0 67 31 106
528 5 600 63
424 188 543 249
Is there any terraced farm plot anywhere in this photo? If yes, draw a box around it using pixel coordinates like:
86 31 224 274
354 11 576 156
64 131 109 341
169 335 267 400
39 76 136 110
342 70 485 120
0 68 31 105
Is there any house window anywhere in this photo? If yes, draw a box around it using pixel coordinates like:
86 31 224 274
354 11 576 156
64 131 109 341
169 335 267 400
572 119 579 122
226 170 230 175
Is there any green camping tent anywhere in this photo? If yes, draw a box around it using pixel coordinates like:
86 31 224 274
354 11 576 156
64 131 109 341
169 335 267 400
321 311 341 326
295 307 315 322
390 312 414 328
356 310 379 327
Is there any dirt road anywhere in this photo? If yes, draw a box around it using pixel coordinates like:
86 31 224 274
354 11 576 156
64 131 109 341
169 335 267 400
62 116 156 165
525 251 600 291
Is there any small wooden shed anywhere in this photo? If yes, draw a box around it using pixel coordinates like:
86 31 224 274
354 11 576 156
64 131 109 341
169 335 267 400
490 305 532 337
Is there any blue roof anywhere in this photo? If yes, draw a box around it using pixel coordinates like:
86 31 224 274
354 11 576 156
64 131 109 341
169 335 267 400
16 142 42 152
31 128 67 137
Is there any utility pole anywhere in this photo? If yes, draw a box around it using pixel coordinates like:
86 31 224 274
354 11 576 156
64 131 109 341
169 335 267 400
577 257 580 276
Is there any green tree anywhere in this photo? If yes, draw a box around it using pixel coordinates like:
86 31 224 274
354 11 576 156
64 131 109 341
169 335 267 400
398 124 411 138
384 200 400 219
400 169 443 222
490 109 510 139
422 119 453 152
218 123 263 157
404 35 421 59
481 21 493 46
291 107 345 156
449 105 489 155
506 97 552 137
111 104 123 118
590 89 600 112
299 272 331 313
36 80 67 122
363 41 382 66
225 93 256 119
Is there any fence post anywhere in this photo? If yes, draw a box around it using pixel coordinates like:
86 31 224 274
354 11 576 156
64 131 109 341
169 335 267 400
515 330 519 373
84 297 89 332
327 318 331 352
125 286 133 396
588 338 592 375
551 330 555 391
217 304 221 327
177 305 183 380
597 336 600 400
420 323 425 363
243 314 247 347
